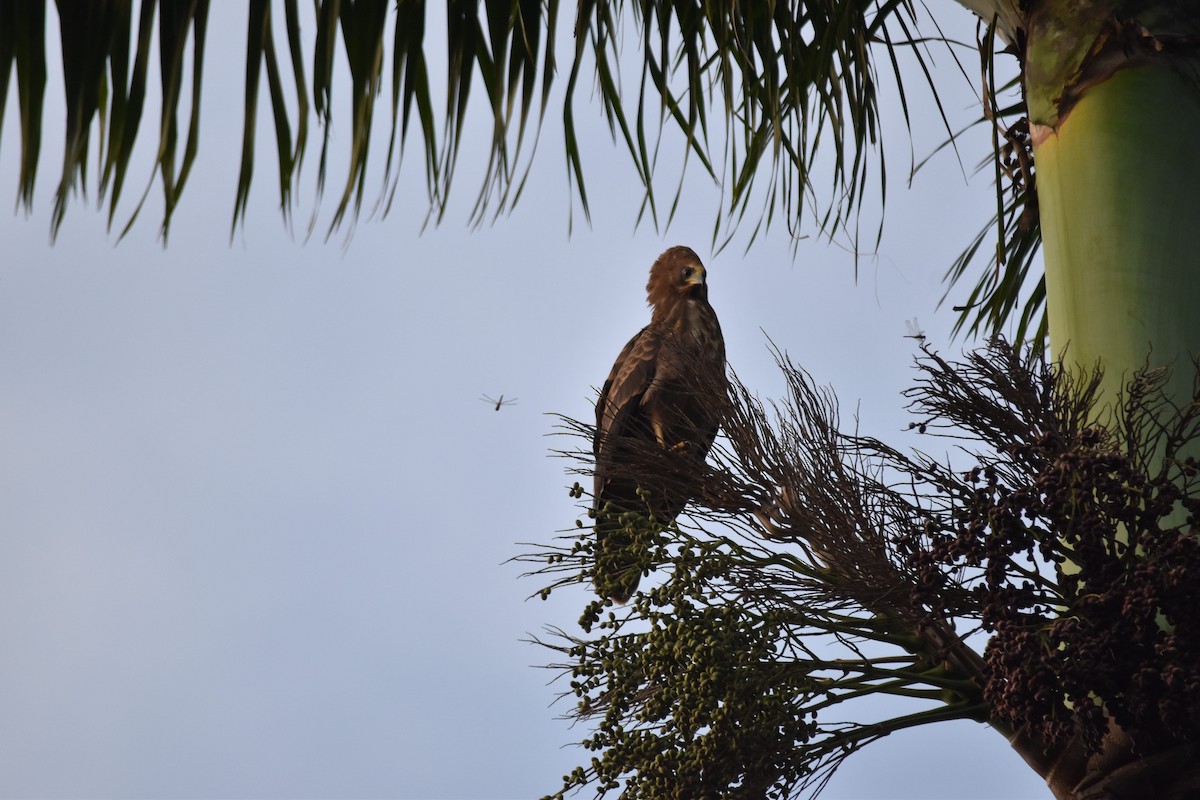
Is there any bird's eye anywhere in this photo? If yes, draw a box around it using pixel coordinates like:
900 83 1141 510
682 267 694 279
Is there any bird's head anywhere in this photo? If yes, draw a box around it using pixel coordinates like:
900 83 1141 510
646 246 708 313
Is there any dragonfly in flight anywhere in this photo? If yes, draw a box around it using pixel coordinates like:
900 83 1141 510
481 394 518 411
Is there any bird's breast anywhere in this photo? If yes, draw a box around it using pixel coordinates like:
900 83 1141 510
680 302 723 358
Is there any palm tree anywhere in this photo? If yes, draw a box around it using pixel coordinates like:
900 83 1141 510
5 2 1200 797
1000 2 1200 406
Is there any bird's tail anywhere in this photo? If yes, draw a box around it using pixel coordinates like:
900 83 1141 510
593 502 665 604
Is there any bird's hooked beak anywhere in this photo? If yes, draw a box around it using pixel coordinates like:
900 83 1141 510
684 264 707 288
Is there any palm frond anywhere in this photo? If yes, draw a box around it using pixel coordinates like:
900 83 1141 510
939 21 1044 348
7 0 1018 315
2 1 47 212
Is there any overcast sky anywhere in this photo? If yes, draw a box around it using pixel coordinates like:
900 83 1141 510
0 3 1051 799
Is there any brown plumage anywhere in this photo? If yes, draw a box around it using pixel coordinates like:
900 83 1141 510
592 246 728 602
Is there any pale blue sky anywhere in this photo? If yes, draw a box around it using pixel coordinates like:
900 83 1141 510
0 3 1049 798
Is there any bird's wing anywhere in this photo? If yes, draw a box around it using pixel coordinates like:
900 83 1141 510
594 324 664 505
595 325 659 447
592 326 662 602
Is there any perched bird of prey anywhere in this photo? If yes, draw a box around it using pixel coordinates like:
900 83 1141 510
592 246 727 602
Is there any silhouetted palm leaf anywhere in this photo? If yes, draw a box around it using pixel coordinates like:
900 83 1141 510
2 1 1038 343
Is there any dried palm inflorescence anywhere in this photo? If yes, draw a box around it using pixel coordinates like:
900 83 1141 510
521 338 1200 800
897 344 1200 755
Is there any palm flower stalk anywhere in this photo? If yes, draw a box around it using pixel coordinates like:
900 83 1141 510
523 338 1200 798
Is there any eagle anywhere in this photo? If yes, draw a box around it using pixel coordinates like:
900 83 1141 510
592 246 728 602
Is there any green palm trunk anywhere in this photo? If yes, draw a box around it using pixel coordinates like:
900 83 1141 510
997 6 1200 795
1036 62 1200 405
1015 0 1200 403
